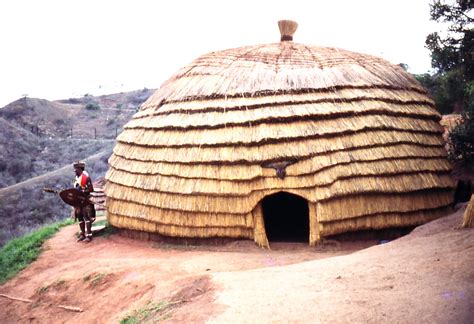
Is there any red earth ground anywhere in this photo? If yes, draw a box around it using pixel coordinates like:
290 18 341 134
0 205 473 323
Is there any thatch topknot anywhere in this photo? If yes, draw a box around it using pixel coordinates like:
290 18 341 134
278 20 298 41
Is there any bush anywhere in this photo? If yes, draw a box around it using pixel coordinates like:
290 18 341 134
85 103 100 110
66 98 81 104
449 100 474 165
0 161 6 172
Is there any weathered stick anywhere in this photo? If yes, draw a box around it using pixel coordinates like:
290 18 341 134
0 293 33 303
57 305 83 312
0 293 83 312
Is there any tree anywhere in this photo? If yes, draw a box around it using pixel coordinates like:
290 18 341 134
425 0 473 113
424 0 473 165
449 84 474 164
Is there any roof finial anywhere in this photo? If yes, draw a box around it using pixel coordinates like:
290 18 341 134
278 20 298 41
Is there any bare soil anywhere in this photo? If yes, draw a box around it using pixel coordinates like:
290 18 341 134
0 206 473 323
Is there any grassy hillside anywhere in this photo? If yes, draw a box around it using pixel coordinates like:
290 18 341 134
56 88 154 110
0 117 41 187
0 123 114 188
0 89 154 188
0 88 153 246
0 94 147 139
0 146 113 246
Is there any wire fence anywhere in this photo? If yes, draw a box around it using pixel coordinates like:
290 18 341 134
29 125 123 140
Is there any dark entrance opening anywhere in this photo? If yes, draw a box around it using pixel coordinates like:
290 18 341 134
262 192 309 242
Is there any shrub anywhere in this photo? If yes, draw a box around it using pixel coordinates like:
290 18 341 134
449 86 474 165
85 103 100 110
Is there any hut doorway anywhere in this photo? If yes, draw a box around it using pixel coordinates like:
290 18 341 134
262 192 309 242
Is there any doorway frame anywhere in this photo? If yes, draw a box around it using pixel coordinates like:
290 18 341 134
252 193 320 248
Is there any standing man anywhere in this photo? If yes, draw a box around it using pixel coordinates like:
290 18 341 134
73 161 95 242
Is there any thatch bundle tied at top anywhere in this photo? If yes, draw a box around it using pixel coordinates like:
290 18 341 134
105 20 454 248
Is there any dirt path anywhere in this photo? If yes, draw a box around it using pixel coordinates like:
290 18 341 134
0 207 473 323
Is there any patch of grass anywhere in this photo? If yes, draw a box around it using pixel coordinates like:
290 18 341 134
94 219 108 227
54 279 66 288
0 218 73 284
91 273 107 286
152 242 199 251
101 226 116 237
36 285 49 295
95 221 117 238
120 301 169 324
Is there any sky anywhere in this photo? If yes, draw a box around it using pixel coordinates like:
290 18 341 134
0 0 443 108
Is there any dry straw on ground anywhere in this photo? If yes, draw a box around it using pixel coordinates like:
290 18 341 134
105 21 454 248
462 195 473 228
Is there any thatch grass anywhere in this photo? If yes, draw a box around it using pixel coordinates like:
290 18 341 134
108 144 448 180
142 43 424 104
112 130 444 163
136 87 434 116
106 172 453 213
126 101 440 130
278 20 298 41
106 158 451 194
105 37 454 244
118 115 442 147
319 206 452 236
108 214 253 239
106 190 453 226
462 195 474 228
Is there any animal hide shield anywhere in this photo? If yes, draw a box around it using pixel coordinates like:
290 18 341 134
59 188 90 207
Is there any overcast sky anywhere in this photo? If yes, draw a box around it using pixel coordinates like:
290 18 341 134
0 0 442 108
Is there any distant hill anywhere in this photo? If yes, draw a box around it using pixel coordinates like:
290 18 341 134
0 88 155 246
0 88 155 186
56 88 155 110
0 87 154 139
0 117 42 187
0 98 81 138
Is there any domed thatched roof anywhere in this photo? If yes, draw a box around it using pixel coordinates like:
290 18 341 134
105 21 454 248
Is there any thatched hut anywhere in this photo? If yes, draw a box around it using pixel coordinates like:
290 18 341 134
105 21 454 248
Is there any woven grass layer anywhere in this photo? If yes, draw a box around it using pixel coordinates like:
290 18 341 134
107 199 254 227
105 173 453 214
118 115 442 148
140 42 424 105
127 101 440 131
462 195 474 228
111 130 444 164
107 213 254 239
108 144 447 180
106 190 452 228
316 190 453 222
107 204 451 241
136 87 434 117
319 206 452 236
106 158 452 195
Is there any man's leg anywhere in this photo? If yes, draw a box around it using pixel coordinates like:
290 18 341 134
76 207 86 242
84 204 94 242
